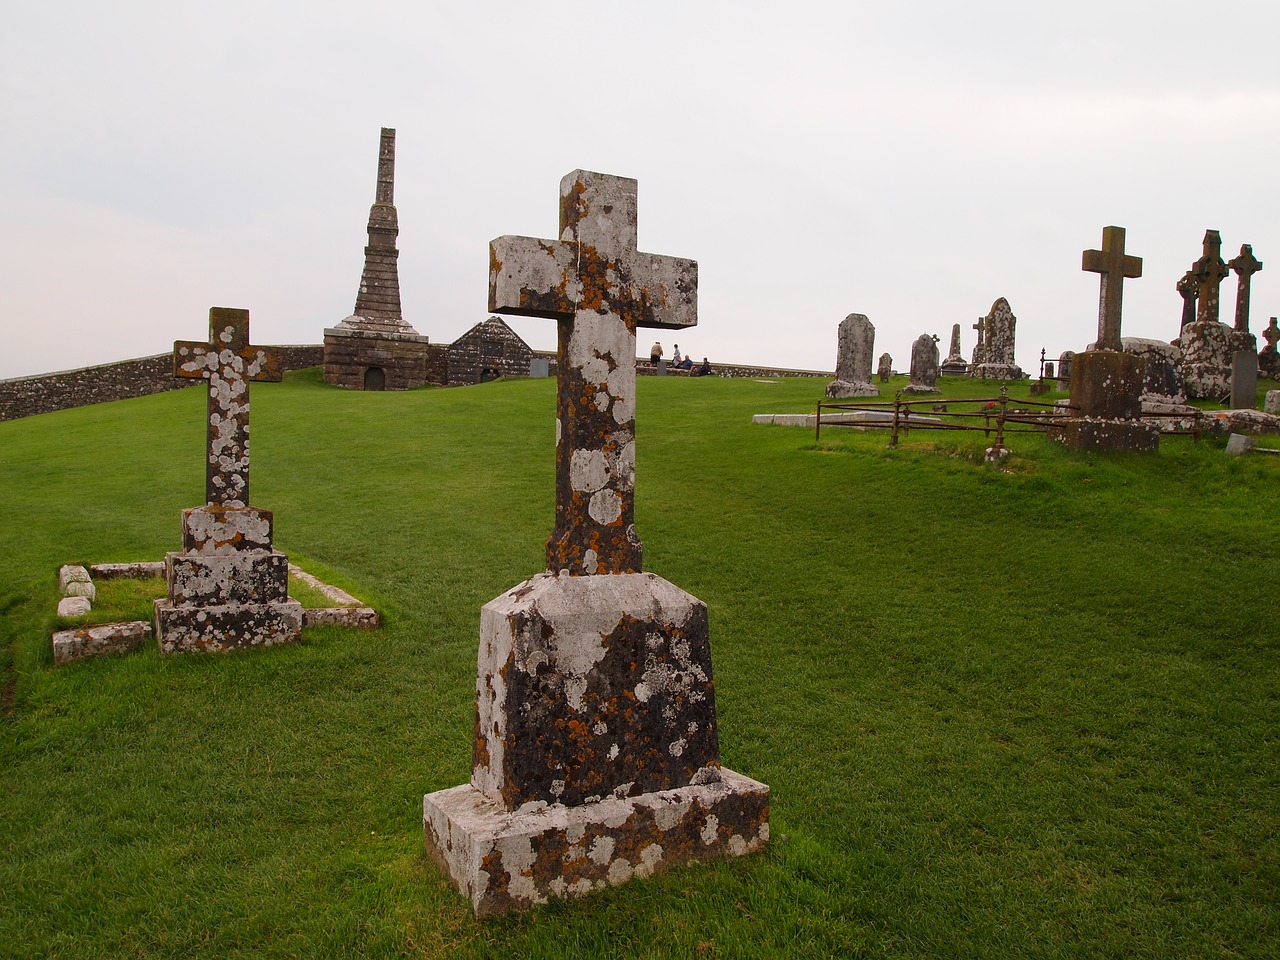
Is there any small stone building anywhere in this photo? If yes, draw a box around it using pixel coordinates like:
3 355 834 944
448 317 535 385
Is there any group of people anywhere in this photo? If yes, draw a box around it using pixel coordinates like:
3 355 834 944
649 342 713 377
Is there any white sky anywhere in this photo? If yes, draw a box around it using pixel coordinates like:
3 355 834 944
3 1 1278 380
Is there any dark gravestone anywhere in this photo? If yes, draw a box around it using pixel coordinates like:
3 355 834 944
1176 270 1198 333
1259 318 1280 379
877 353 893 383
1052 226 1158 452
1232 350 1259 409
155 308 302 653
423 170 768 916
904 333 941 393
825 313 878 398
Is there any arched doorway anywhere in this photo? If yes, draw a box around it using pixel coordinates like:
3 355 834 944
364 366 386 391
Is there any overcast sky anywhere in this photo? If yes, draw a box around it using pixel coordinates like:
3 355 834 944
3 1 1278 381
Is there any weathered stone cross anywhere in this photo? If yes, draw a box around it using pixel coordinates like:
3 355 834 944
1192 229 1230 325
1228 243 1263 333
1082 225 1142 351
488 170 696 575
173 307 282 508
1176 270 1198 331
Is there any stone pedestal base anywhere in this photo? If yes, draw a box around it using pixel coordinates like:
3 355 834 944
970 362 1024 381
1050 418 1160 452
154 598 303 653
903 383 941 394
940 360 968 377
424 768 769 916
323 324 443 390
825 379 879 399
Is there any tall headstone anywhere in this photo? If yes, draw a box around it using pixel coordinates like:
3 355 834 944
969 319 986 368
323 127 436 390
1231 349 1259 410
1178 229 1235 399
877 353 893 382
969 298 1023 380
423 170 769 916
1229 245 1263 335
940 323 968 376
153 308 303 652
1051 226 1158 452
825 313 879 398
904 333 942 393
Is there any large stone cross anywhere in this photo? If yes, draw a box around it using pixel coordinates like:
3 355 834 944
1192 229 1230 324
174 307 282 508
1176 270 1198 331
1228 243 1263 333
488 170 697 575
1082 225 1142 351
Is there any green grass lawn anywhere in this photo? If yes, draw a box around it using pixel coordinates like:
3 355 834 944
1 368 1277 959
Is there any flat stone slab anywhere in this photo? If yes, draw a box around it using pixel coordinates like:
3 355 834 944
754 411 943 427
53 621 151 666
303 607 380 628
424 767 769 917
89 561 165 579
288 563 364 606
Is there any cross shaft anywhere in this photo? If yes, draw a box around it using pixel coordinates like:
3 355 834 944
174 307 282 507
488 170 697 575
1082 225 1142 351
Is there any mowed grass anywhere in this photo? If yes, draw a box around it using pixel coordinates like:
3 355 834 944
1 368 1277 959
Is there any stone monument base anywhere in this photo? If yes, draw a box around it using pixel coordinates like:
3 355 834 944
323 323 438 391
154 599 303 654
825 379 879 399
940 360 968 377
424 768 770 916
1050 418 1160 452
902 383 941 394
970 362 1024 381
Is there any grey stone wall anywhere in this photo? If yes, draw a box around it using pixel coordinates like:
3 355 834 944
0 346 323 422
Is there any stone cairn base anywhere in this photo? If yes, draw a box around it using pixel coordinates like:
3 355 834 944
424 571 770 915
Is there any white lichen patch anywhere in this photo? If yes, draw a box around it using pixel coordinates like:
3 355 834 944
588 489 622 526
701 814 720 845
570 449 610 493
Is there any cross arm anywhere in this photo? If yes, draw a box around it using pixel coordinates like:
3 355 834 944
632 253 698 330
173 341 212 379
1081 249 1142 278
489 235 579 319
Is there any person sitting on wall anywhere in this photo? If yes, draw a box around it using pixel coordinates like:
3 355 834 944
693 357 713 377
678 354 694 370
650 342 663 366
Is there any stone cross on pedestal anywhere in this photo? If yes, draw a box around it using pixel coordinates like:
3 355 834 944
425 170 767 917
1192 229 1230 325
1082 225 1142 351
173 307 283 508
1176 270 1198 331
1228 244 1263 334
489 169 696 575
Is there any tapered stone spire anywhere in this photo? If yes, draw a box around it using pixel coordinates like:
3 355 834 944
324 127 434 390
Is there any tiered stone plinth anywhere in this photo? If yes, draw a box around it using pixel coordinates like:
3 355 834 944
1051 350 1158 452
154 505 301 654
424 571 770 916
323 322 438 390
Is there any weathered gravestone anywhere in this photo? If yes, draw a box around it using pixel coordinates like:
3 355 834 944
1051 225 1159 452
969 298 1024 380
904 333 942 393
825 313 879 398
154 308 302 652
940 323 968 376
877 353 893 382
1259 318 1280 379
1176 230 1234 399
1228 244 1262 408
422 170 769 916
1121 338 1185 404
1057 350 1074 391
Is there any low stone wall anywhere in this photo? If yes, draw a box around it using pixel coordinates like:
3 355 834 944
1 346 830 422
0 346 324 422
